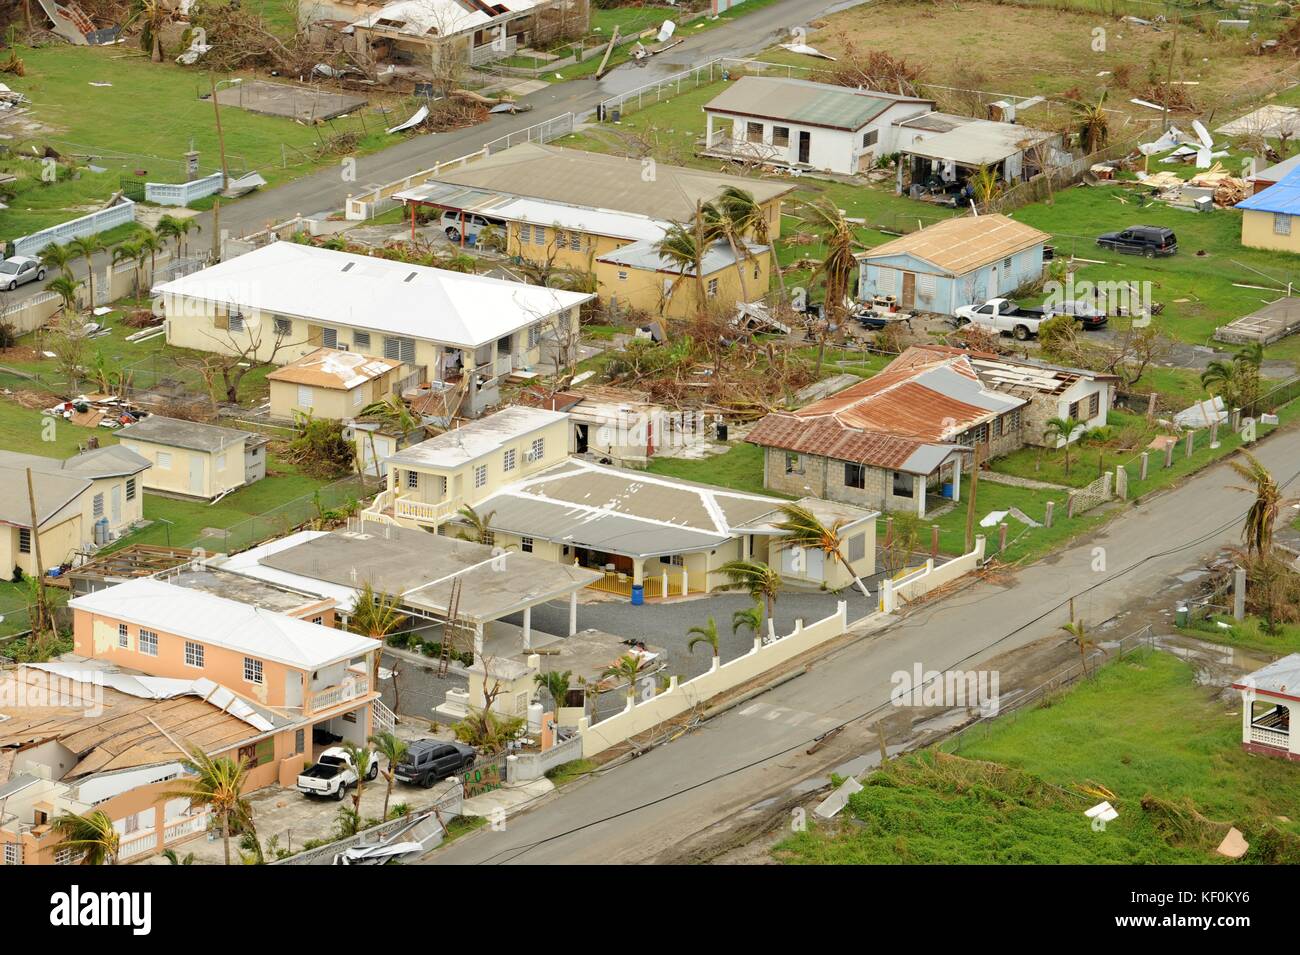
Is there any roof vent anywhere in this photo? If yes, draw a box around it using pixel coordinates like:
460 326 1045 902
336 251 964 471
342 262 355 272
404 271 417 282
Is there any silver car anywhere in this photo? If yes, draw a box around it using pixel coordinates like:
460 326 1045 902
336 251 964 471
0 255 46 291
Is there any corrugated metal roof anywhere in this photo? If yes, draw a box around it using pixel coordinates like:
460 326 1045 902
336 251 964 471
117 414 254 453
596 238 765 275
1233 652 1300 698
898 114 1055 165
267 347 401 389
858 213 1049 275
704 76 926 130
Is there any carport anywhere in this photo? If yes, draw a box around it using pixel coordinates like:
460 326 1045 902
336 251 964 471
391 181 510 246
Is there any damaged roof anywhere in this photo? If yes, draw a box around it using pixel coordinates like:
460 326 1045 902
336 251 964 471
703 76 932 131
896 112 1056 165
268 347 402 390
857 214 1049 275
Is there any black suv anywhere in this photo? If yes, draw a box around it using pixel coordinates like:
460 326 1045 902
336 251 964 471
1096 225 1177 257
394 740 477 788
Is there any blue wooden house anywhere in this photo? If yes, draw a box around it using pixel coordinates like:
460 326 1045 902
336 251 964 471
855 214 1049 316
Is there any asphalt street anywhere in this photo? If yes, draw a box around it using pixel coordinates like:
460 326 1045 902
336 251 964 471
425 422 1300 864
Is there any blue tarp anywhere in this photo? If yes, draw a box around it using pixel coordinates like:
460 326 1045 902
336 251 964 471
1237 166 1300 215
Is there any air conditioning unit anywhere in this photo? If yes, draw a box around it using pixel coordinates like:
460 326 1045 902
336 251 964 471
525 451 539 463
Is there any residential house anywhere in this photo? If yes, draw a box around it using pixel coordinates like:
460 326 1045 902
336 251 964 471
399 144 793 235
156 241 593 417
1233 654 1300 762
701 76 935 175
467 457 877 596
894 111 1060 196
304 0 590 68
267 347 405 422
367 405 572 527
0 446 150 577
855 214 1049 315
747 344 1115 515
540 386 715 464
116 415 268 500
595 237 770 320
1247 152 1300 195
1238 166 1300 253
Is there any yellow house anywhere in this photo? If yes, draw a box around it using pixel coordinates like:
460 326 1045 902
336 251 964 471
156 241 592 418
366 405 572 527
267 347 405 421
596 238 771 320
117 415 268 500
1239 169 1300 252
0 446 150 577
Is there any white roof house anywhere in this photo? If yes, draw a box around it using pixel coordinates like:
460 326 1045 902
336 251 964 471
347 0 545 41
153 240 592 351
488 197 670 244
387 406 568 470
69 577 380 670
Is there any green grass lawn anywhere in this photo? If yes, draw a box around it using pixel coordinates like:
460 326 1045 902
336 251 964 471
1 44 395 235
777 650 1300 864
1183 613 1300 656
645 440 773 496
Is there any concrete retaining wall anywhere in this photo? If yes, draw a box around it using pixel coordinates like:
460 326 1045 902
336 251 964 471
507 734 583 782
881 536 985 612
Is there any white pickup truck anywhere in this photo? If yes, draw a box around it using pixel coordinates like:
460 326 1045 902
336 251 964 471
952 298 1047 341
296 746 378 800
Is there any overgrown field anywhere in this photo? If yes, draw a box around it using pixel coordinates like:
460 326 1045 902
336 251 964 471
777 650 1300 864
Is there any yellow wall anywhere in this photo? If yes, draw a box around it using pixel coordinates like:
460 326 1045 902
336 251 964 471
268 370 396 421
1241 209 1300 254
596 251 770 319
118 437 245 500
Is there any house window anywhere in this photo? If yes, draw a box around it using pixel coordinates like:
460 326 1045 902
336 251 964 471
1088 391 1100 419
518 224 531 244
568 231 582 251
1007 408 1021 432
384 336 415 363
298 385 314 408
311 616 323 624
405 470 419 489
474 464 487 489
243 657 263 684
353 331 371 351
773 126 790 147
18 528 30 554
746 122 764 144
862 129 878 148
92 493 104 518
353 387 364 408
844 462 866 490
54 846 75 865
521 536 534 553
1069 399 1083 421
847 533 866 562
892 471 914 498
184 641 204 668
530 437 545 461
118 623 129 648
1002 257 1012 269
139 629 158 656
707 278 719 297
992 416 1003 438
126 477 136 501
528 324 540 349
228 314 244 333
1275 213 1292 236
617 270 628 281
123 814 139 835
321 327 338 349
157 452 172 469
4 842 22 865
784 452 803 474
660 554 685 567
967 424 989 445
294 729 305 755
503 448 517 472
273 316 292 337
534 226 546 246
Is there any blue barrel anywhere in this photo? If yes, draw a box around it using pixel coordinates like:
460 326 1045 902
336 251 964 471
631 584 644 606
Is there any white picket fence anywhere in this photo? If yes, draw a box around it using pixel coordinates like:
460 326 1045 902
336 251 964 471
11 200 136 257
145 172 223 207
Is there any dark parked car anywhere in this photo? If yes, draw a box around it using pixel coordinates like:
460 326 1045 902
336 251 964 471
394 740 477 788
1096 225 1177 257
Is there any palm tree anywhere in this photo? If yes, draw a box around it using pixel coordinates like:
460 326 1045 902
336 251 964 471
112 238 143 295
137 229 166 290
703 199 751 304
968 164 1004 211
1229 452 1290 557
1201 343 1264 416
732 603 763 640
803 199 859 325
1061 617 1105 677
534 668 573 714
368 731 408 821
38 242 75 279
47 274 82 312
1042 415 1083 476
156 214 200 260
771 502 871 599
453 504 497 545
1069 91 1110 154
348 581 404 687
159 747 252 866
686 616 721 665
67 236 104 310
655 220 710 313
716 558 782 639
341 741 375 820
161 848 194 865
716 185 784 298
50 810 119 865
358 394 420 434
601 653 648 705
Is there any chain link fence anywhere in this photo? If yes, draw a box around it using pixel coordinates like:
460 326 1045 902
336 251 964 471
193 474 382 555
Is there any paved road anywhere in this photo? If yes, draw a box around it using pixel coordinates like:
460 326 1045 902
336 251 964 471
425 423 1300 864
7 0 859 305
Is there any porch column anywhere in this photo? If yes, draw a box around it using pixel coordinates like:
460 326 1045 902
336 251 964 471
522 605 532 651
705 113 714 147
1241 693 1252 745
473 622 484 659
569 591 578 636
632 560 644 585
681 566 689 596
915 475 925 518
950 456 961 503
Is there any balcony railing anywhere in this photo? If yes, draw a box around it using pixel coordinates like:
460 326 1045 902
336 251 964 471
163 813 208 844
1250 724 1290 750
119 830 158 861
306 673 370 715
393 496 459 526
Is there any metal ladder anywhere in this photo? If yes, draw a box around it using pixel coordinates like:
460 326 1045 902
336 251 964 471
437 577 462 678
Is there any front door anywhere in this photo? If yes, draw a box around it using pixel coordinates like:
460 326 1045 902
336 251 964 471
575 423 589 454
798 131 811 164
901 271 916 308
188 456 204 496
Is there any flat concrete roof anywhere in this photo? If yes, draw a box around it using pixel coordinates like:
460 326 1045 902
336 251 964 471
259 524 601 625
165 567 326 615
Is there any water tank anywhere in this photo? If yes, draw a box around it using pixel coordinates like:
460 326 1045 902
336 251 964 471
93 517 109 546
527 701 544 733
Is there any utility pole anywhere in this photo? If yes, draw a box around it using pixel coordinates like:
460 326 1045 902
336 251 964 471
211 197 221 262
1162 3 1180 132
209 72 229 191
24 468 48 638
